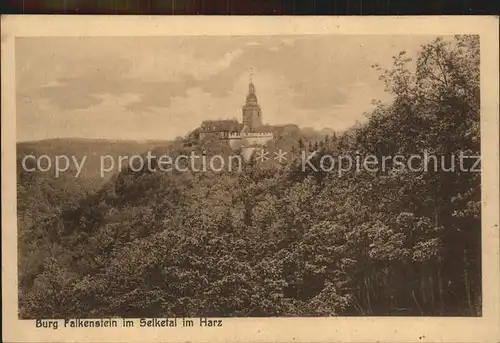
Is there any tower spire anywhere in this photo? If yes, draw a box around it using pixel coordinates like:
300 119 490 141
248 68 256 95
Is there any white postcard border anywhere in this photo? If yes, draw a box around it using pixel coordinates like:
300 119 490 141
2 15 499 343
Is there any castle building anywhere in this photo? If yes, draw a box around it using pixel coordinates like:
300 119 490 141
199 80 274 155
198 119 242 140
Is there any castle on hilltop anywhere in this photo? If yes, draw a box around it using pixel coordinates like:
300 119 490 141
199 79 274 155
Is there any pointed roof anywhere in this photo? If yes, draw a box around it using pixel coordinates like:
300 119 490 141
200 119 242 132
246 81 259 105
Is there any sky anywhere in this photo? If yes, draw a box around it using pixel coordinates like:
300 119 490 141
16 35 438 142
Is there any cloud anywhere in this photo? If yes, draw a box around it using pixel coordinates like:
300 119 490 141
125 48 244 82
16 35 439 141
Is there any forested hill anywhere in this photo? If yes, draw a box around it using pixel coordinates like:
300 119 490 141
17 127 336 229
17 138 171 239
18 36 481 318
18 137 171 180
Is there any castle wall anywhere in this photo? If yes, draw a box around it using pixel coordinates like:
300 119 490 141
201 131 239 140
241 134 273 147
228 132 273 151
228 137 243 150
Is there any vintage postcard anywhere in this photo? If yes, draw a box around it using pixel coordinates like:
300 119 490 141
2 15 499 343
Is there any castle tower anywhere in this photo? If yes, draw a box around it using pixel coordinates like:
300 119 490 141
242 80 263 132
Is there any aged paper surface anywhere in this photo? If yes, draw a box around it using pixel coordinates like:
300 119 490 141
2 15 499 343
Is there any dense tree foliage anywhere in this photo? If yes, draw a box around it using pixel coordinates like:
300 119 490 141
18 36 481 318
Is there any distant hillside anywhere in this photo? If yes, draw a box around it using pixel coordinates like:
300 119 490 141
16 129 335 232
16 137 172 231
272 125 339 150
18 138 171 179
299 126 338 139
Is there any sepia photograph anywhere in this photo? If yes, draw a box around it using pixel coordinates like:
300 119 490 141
2 15 499 343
